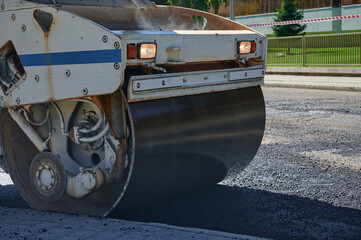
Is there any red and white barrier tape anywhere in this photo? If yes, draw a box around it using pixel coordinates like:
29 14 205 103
246 14 361 27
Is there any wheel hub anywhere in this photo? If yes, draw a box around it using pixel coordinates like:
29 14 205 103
29 152 67 202
35 162 56 191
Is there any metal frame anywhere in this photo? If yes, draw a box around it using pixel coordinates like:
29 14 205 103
128 67 264 102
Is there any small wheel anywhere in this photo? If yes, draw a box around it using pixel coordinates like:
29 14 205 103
29 152 67 202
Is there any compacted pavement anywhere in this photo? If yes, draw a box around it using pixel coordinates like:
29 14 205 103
1 87 361 240
0 205 262 240
120 87 361 240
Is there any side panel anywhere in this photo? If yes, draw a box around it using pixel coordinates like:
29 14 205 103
0 2 124 107
0 0 42 11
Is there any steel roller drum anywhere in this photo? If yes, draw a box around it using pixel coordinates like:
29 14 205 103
112 86 265 214
1 86 265 216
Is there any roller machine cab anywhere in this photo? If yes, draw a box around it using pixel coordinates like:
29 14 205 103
0 0 266 216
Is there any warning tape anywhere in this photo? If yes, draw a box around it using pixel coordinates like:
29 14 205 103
246 14 361 27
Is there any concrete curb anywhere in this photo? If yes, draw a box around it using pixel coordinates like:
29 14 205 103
264 74 361 92
266 67 361 77
264 83 361 92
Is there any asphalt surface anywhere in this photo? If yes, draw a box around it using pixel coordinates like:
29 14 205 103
1 87 360 240
0 206 257 240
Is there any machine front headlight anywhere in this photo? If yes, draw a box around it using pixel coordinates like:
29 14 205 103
138 43 157 59
238 41 251 54
238 41 257 54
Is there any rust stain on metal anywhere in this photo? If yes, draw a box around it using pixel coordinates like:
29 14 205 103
33 9 55 100
89 96 105 111
94 92 127 140
96 95 117 137
248 58 265 66
91 95 120 139
90 95 120 137
109 142 126 181
44 31 55 99
4 94 11 107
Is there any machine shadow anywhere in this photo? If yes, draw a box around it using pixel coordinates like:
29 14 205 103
117 184 361 240
111 152 227 213
0 184 29 209
1 181 361 239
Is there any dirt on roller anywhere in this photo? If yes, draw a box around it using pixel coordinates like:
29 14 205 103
1 87 360 240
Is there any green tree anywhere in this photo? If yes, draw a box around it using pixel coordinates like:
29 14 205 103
153 0 226 14
272 0 306 37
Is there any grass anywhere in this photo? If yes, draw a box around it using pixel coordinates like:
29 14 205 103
267 65 361 68
266 32 361 67
268 47 361 66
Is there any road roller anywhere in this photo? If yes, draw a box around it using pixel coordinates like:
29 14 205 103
0 0 267 216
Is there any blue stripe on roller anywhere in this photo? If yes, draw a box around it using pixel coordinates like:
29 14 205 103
19 49 122 67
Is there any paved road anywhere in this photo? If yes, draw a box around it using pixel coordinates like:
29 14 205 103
1 87 361 240
0 206 261 240
121 87 361 240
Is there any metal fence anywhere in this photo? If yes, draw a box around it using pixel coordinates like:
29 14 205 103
267 33 361 66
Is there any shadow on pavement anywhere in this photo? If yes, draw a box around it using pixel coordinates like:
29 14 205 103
1 183 361 240
118 184 361 240
0 185 29 209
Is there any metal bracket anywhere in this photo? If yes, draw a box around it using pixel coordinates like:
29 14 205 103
65 166 105 199
8 108 49 152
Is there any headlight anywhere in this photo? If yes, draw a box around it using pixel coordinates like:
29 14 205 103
138 43 157 59
238 41 257 54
